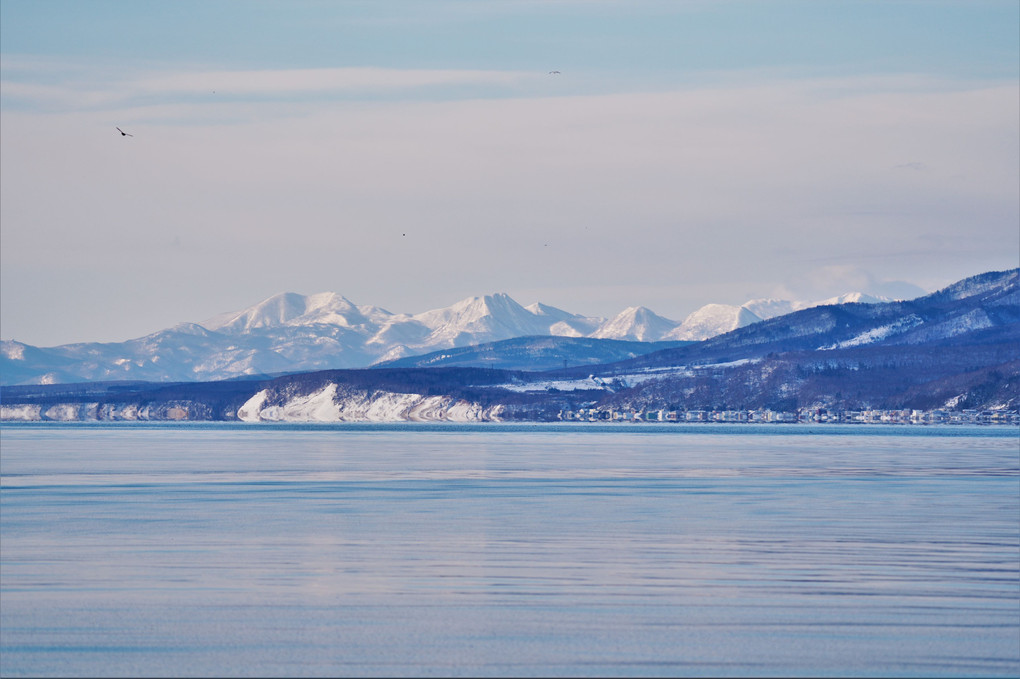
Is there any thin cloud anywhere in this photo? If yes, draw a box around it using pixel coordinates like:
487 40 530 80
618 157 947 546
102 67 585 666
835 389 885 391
0 62 544 112
135 66 540 96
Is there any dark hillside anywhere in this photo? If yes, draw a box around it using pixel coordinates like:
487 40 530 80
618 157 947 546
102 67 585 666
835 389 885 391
374 336 691 371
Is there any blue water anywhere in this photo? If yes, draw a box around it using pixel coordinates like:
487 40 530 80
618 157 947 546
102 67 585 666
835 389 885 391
2 423 1018 677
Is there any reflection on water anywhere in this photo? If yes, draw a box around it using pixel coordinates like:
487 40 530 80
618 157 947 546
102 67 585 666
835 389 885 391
2 425 1018 677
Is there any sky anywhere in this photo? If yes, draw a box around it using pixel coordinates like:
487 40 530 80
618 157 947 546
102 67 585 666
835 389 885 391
2 0 1018 346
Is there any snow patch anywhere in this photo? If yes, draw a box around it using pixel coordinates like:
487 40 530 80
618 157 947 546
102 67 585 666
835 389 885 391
1 342 25 360
498 377 601 393
920 309 994 341
944 394 965 409
818 315 923 350
497 360 759 393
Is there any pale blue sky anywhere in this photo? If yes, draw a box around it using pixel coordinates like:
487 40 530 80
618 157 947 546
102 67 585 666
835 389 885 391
4 1 1018 77
2 1 1018 345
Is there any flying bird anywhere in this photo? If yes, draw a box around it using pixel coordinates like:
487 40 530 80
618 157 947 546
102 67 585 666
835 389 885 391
116 127 133 137
548 71 561 75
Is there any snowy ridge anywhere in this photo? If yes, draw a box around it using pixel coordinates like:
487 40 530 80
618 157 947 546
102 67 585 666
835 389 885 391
927 269 1019 302
203 292 396 333
411 294 551 346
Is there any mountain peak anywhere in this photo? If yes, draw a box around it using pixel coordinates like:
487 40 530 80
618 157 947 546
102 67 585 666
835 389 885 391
665 303 761 341
526 302 555 315
202 292 308 333
591 306 678 342
815 292 889 306
414 293 549 347
200 291 396 334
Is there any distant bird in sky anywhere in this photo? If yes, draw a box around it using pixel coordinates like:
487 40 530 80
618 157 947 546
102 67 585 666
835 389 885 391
548 70 560 74
116 127 133 137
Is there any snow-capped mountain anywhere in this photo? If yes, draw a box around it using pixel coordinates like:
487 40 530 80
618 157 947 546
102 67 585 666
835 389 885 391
590 307 679 342
410 294 551 347
203 292 397 334
664 292 891 342
0 285 909 385
665 304 762 341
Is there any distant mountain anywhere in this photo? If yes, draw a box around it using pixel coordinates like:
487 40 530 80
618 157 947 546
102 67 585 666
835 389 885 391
665 304 762 340
663 292 891 342
202 291 397 334
407 293 551 348
0 281 912 386
523 302 604 337
590 307 679 342
2 270 1016 420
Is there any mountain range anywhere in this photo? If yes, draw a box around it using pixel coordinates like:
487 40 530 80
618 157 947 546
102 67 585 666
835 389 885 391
2 269 1016 421
0 288 887 385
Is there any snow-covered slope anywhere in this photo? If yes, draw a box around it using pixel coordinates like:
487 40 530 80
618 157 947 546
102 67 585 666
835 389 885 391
525 302 604 337
666 304 761 341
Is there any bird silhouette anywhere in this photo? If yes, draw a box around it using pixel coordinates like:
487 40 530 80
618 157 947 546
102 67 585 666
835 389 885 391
548 71 561 75
116 127 133 137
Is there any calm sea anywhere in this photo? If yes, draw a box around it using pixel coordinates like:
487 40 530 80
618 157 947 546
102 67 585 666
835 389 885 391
1 423 1018 677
